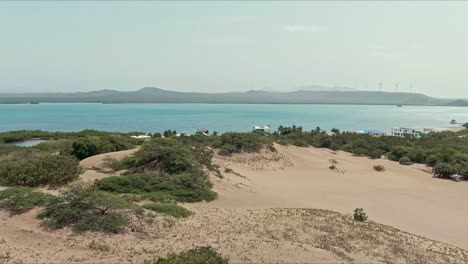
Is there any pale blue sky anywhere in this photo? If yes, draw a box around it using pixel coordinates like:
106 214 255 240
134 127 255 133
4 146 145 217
1 1 467 98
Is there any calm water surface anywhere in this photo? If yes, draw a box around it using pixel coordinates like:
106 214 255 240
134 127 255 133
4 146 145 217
0 103 467 134
12 139 49 147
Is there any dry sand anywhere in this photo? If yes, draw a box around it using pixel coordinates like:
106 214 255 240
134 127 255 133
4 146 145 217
1 207 467 264
210 144 468 250
2 145 468 263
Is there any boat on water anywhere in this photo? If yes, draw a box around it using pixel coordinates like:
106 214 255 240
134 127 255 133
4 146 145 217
397 104 403 107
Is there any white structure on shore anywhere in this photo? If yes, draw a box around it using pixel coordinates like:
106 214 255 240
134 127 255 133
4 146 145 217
391 128 422 138
131 135 151 139
253 125 271 134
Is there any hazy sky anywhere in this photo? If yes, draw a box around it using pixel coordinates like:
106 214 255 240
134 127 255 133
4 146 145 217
1 1 467 98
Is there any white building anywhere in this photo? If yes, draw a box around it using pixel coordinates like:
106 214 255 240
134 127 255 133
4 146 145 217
391 128 422 138
131 135 151 139
253 125 271 134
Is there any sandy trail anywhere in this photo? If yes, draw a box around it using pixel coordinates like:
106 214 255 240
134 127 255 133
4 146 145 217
210 144 468 250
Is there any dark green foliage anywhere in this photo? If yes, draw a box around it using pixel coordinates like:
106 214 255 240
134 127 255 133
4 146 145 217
399 156 413 166
163 130 177 137
145 247 228 264
0 154 80 187
142 203 192 218
38 182 136 233
373 165 385 172
98 173 217 203
463 123 468 129
214 132 271 155
71 135 134 160
123 138 202 174
434 163 456 178
388 146 413 161
104 138 219 203
0 130 67 144
32 139 74 154
0 187 55 214
353 208 368 222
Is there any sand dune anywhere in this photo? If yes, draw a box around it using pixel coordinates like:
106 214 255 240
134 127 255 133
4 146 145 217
210 144 468 249
2 145 468 263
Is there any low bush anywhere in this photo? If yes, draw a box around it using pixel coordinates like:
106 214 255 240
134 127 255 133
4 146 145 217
102 157 126 171
71 135 135 160
142 203 192 218
434 162 456 178
97 173 217 203
38 182 138 233
399 156 413 166
32 139 74 154
122 138 204 175
0 154 81 187
0 187 55 214
373 165 385 172
353 208 368 222
144 246 228 264
214 132 271 155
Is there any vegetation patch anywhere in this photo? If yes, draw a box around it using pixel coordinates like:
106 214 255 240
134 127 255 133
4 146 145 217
98 173 217 203
71 135 136 160
0 154 81 187
399 156 413 166
0 187 55 214
213 132 272 155
142 203 192 218
38 182 140 234
144 246 228 264
373 165 385 172
353 208 368 222
122 138 219 176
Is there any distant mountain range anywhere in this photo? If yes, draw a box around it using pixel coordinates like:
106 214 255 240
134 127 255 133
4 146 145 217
0 87 467 106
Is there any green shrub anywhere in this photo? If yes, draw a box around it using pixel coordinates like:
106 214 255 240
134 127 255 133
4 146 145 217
144 247 228 264
353 208 368 222
373 165 385 172
123 138 203 175
388 146 413 161
71 135 134 160
215 132 270 154
143 203 192 218
0 187 55 214
0 154 81 187
38 182 137 233
434 162 456 178
97 173 217 203
32 139 74 154
399 156 413 166
102 157 126 171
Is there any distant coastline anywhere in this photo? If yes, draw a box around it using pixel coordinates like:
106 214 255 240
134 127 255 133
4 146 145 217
1 87 467 106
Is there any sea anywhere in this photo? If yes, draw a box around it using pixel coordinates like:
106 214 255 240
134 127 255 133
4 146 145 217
0 103 467 134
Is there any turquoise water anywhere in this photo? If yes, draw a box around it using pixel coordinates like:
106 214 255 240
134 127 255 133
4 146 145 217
0 103 467 134
12 139 49 147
